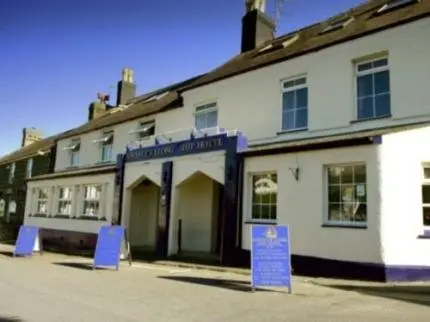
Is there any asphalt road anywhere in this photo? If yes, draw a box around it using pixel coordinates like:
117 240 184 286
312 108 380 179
0 247 430 322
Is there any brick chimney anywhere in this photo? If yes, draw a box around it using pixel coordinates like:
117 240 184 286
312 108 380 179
88 93 109 121
21 127 43 147
116 68 136 106
241 0 276 53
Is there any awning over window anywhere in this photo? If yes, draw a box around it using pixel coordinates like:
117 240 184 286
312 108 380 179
92 133 114 144
63 141 80 151
137 122 155 133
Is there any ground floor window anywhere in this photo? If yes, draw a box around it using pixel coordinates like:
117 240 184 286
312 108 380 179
36 188 49 214
250 172 278 221
0 199 4 218
421 166 430 226
326 164 367 226
57 187 73 215
83 185 102 216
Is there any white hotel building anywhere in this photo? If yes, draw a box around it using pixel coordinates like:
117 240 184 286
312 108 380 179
22 0 430 281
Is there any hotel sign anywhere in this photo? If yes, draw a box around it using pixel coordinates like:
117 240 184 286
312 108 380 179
126 134 227 162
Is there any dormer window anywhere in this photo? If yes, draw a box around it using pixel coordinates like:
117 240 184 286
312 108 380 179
377 0 419 14
8 163 15 184
321 17 354 34
136 121 155 141
99 131 114 162
64 139 80 167
194 102 218 131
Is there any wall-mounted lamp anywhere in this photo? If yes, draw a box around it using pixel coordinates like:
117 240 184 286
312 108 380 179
289 166 300 181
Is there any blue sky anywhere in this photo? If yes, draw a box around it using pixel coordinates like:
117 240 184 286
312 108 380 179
0 0 364 156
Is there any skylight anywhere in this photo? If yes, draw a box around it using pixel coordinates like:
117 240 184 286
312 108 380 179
377 0 419 14
144 91 169 103
321 17 353 34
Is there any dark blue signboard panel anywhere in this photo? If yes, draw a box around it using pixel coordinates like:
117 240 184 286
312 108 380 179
251 225 292 292
14 225 40 256
93 225 125 270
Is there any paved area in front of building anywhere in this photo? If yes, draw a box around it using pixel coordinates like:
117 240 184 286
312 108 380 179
0 244 430 322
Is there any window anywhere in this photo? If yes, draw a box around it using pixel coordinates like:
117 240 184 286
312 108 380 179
282 76 308 131
8 163 15 184
421 166 430 226
100 131 114 162
57 187 72 215
136 121 155 140
250 173 278 221
26 158 33 178
0 199 5 218
356 57 390 120
64 140 80 166
326 164 367 226
8 200 16 216
83 185 102 217
195 102 218 130
36 188 49 214
377 0 418 14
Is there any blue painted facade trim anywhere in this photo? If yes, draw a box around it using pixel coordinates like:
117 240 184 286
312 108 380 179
125 132 248 163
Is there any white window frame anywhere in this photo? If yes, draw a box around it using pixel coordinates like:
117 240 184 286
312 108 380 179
8 162 15 184
82 184 102 217
26 158 33 178
57 187 73 216
324 163 367 227
281 75 308 132
36 187 49 215
421 165 430 227
247 171 278 224
355 56 390 121
99 131 114 162
194 102 218 131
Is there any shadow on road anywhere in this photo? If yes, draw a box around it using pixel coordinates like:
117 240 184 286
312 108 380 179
0 251 14 257
52 261 103 271
157 275 276 293
322 284 430 307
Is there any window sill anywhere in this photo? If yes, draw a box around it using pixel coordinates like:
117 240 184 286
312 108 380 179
322 223 367 229
244 220 277 225
350 115 392 124
96 160 114 165
277 128 308 135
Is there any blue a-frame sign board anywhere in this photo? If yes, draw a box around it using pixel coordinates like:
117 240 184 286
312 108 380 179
251 225 292 293
93 225 125 270
14 225 40 257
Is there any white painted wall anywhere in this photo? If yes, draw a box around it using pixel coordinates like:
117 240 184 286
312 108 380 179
379 126 430 266
182 18 430 144
242 145 383 264
24 173 115 233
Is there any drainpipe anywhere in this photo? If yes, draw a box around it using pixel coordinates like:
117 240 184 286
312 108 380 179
117 153 127 226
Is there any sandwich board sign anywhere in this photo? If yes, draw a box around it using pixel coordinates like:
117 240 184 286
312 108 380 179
13 225 42 257
93 225 132 270
250 225 292 293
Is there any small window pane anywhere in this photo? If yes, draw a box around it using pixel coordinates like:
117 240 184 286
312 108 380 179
373 58 388 68
282 91 295 111
296 88 308 108
295 108 308 129
341 167 354 184
206 110 218 128
328 186 341 203
354 165 366 183
357 74 373 97
357 97 374 119
422 185 430 204
375 94 391 117
374 71 390 94
328 167 341 184
357 62 372 72
423 207 430 226
282 110 295 131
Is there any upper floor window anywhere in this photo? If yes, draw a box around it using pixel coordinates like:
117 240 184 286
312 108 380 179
250 172 278 222
421 166 430 226
99 131 114 162
326 164 367 227
136 121 155 141
57 187 73 216
83 185 102 217
356 57 390 120
36 188 49 214
8 163 15 184
64 139 80 167
26 158 33 178
195 102 218 131
282 76 308 131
